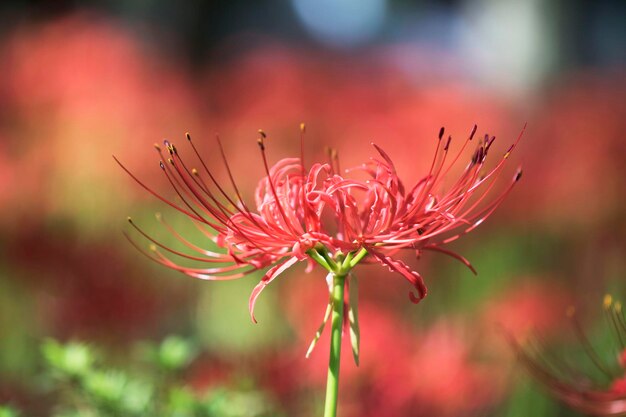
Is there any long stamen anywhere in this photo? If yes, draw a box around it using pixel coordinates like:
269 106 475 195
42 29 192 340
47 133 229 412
166 157 233 226
440 124 478 181
160 144 233 224
212 134 270 233
257 130 299 235
614 302 626 333
113 155 204 223
604 295 626 350
156 213 234 258
185 132 254 221
127 217 230 263
300 123 306 176
160 153 230 226
413 127 445 206
567 307 614 379
167 148 273 254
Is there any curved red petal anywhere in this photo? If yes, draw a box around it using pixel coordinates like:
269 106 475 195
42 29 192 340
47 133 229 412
248 256 299 323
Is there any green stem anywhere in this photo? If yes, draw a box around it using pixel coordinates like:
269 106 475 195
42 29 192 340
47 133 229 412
323 273 346 417
348 247 368 269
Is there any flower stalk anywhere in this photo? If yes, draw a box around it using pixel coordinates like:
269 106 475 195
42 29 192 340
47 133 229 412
324 272 346 417
116 124 523 417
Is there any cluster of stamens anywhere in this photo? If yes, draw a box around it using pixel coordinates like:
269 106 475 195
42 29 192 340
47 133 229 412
510 295 626 415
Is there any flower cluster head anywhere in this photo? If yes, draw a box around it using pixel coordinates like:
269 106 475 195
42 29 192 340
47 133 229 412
510 295 626 416
115 124 521 333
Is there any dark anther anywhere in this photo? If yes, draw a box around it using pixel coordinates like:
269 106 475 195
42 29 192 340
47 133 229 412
469 124 477 141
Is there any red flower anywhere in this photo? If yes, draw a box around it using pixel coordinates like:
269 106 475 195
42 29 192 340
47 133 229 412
116 124 521 323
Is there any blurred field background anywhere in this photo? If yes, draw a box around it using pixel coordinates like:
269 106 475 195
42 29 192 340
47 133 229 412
0 0 625 416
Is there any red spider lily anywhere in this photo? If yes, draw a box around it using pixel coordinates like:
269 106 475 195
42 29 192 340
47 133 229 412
115 124 521 330
509 296 626 416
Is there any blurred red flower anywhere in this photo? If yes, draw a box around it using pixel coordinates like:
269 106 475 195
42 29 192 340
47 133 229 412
0 13 198 229
482 280 574 339
510 295 626 416
282 305 505 417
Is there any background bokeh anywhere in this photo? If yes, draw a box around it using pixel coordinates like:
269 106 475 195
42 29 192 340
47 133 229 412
0 1 625 415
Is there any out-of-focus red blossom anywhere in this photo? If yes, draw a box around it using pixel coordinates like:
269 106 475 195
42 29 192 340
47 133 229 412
512 75 626 226
611 373 626 395
201 45 512 187
6 227 187 342
398 321 504 416
511 296 626 416
0 137 14 207
184 354 235 394
0 13 199 227
276 300 504 417
2 13 195 129
482 280 574 339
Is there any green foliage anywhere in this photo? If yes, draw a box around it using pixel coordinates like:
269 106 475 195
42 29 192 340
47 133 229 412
0 406 20 417
500 378 559 417
42 340 95 378
150 335 197 371
23 337 280 417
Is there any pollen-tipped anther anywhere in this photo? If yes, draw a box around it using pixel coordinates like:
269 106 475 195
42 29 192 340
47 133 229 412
300 123 306 133
438 126 445 140
604 294 613 309
504 143 515 159
185 132 191 141
154 143 161 151
515 169 523 182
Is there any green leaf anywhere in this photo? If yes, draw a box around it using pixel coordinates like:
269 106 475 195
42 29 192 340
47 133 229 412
347 273 360 366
